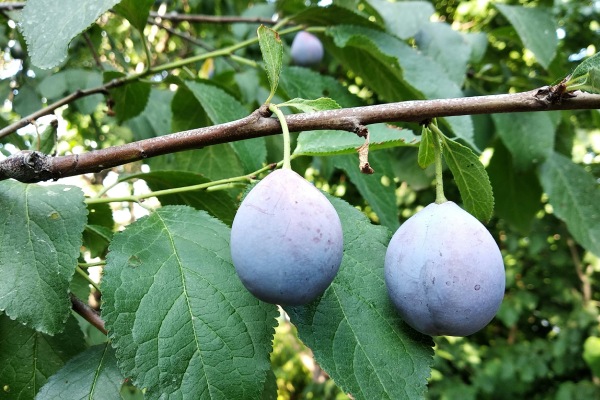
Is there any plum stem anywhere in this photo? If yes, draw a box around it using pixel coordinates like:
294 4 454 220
429 123 448 204
269 104 292 169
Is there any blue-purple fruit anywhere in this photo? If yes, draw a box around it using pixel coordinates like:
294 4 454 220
384 201 505 336
290 31 324 66
230 169 343 305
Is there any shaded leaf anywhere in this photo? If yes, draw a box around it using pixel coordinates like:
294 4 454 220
492 112 556 170
291 5 382 30
38 69 103 115
104 71 151 122
333 152 399 230
442 138 494 222
102 206 278 399
278 97 341 112
295 123 419 156
495 4 557 69
0 314 86 399
126 88 174 141
20 0 120 69
369 0 435 39
13 84 42 116
418 126 435 169
285 196 433 400
257 25 283 102
538 152 600 256
0 181 87 334
183 80 266 173
487 140 541 234
36 343 123 400
114 0 154 33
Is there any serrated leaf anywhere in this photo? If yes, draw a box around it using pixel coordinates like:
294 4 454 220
114 0 154 33
492 112 556 170
0 181 87 334
284 196 433 400
127 170 237 226
257 25 283 103
102 206 278 399
104 71 151 122
368 0 435 39
326 25 475 147
495 4 557 69
278 97 341 112
566 53 600 93
36 343 123 400
295 123 419 156
0 314 86 399
442 138 494 222
183 81 266 173
334 152 399 230
538 152 600 256
487 140 542 234
20 0 120 69
418 126 435 168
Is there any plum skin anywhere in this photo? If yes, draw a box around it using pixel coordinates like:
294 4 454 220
290 31 324 66
230 169 343 305
384 201 505 336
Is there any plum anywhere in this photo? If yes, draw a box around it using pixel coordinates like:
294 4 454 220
230 169 343 305
384 201 505 336
290 31 324 66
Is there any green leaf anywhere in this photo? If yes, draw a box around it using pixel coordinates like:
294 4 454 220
538 152 600 256
114 0 154 32
284 196 433 400
368 0 435 39
278 97 341 112
13 84 43 116
442 138 494 222
0 314 86 399
104 71 151 122
487 140 542 234
326 25 475 146
295 123 419 156
418 126 435 168
127 170 237 226
495 4 557 69
278 66 364 108
126 88 174 141
290 4 383 30
333 152 399 230
0 181 87 334
38 69 103 115
102 206 278 399
28 119 58 155
83 224 113 259
492 112 556 170
183 81 266 173
20 0 120 69
257 25 283 103
583 337 600 378
566 52 600 93
36 343 123 400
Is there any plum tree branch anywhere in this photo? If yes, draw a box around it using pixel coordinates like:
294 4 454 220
70 294 107 335
1 88 599 183
149 12 279 25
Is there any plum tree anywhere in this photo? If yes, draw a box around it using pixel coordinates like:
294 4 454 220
384 201 506 337
290 31 324 66
230 169 343 305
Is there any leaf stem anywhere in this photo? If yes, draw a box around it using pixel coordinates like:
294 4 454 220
78 260 107 268
76 266 101 293
269 104 291 170
429 123 447 204
86 162 280 205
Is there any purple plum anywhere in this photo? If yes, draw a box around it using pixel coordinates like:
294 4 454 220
384 201 505 336
230 169 343 305
290 31 324 66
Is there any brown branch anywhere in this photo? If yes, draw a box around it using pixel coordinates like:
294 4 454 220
150 12 278 25
70 293 107 335
0 2 24 12
2 89 600 183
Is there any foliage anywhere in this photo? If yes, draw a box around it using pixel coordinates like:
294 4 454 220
0 0 600 399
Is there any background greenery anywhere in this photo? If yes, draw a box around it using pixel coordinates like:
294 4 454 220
1 0 600 399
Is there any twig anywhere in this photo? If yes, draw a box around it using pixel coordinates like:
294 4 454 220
150 12 278 25
83 32 104 70
70 293 107 335
567 237 592 304
0 2 24 11
2 89 600 183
